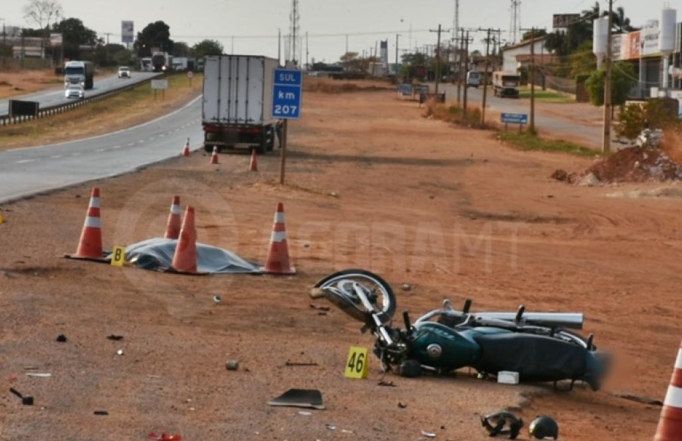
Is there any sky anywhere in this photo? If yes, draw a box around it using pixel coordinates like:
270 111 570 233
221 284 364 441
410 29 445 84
0 0 671 63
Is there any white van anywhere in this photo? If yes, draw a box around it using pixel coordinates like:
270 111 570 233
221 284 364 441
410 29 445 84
467 71 481 88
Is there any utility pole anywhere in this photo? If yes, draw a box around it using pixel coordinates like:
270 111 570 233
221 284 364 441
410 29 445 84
231 36 234 54
456 29 464 103
290 0 300 66
520 26 543 133
103 32 112 65
373 40 378 76
395 34 400 74
430 24 443 94
278 29 281 65
463 30 470 117
345 34 349 54
305 31 309 71
479 28 497 126
602 0 614 153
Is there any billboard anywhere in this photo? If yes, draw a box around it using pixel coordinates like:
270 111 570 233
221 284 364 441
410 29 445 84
121 21 134 44
553 14 580 29
621 31 642 60
642 20 660 57
611 34 623 61
50 33 62 47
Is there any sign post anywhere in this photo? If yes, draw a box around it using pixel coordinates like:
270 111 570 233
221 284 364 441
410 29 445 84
272 68 302 185
501 113 528 133
151 79 168 101
187 70 194 88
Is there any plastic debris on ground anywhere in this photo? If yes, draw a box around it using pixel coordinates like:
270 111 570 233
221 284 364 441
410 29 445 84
111 238 262 274
268 389 325 410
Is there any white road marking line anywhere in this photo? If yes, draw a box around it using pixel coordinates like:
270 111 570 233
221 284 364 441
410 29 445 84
72 152 82 156
112 145 122 149
138 140 144 144
127 142 135 146
96 148 106 152
50 155 62 159
160 134 165 137
149 136 156 140
16 159 36 164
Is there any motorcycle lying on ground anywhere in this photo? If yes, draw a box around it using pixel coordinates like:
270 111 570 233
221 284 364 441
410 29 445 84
310 269 608 390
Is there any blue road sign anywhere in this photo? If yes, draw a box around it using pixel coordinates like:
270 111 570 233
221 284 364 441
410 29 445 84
501 113 528 125
273 69 302 120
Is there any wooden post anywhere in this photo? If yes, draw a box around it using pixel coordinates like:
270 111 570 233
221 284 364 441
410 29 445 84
602 0 613 153
530 27 536 133
279 120 288 185
481 28 492 125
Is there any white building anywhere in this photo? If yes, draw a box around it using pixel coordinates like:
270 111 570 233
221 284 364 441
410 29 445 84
502 37 549 73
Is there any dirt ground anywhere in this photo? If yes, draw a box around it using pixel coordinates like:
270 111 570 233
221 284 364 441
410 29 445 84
0 85 679 440
0 69 63 100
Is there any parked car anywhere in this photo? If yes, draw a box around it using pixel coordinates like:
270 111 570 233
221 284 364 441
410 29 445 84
64 84 85 100
118 66 131 78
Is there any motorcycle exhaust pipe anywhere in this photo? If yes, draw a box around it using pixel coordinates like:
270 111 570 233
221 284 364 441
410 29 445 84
474 312 584 330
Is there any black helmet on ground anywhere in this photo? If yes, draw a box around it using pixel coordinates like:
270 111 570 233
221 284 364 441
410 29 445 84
529 416 559 439
480 411 524 439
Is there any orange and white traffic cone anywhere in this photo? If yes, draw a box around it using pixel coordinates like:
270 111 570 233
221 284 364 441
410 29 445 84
261 203 296 274
164 196 182 239
654 340 682 440
249 149 258 172
210 146 219 164
182 138 190 157
74 187 104 260
171 206 197 273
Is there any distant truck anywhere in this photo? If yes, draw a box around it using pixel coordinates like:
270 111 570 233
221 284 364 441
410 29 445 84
202 55 281 154
64 60 94 89
171 57 196 71
492 71 521 98
151 51 171 72
467 71 481 88
140 57 152 72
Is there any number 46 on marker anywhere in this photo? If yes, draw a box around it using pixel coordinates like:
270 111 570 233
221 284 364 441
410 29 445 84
345 346 369 379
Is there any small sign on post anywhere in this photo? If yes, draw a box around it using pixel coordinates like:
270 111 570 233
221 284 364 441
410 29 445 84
151 79 169 101
501 113 528 133
187 70 194 87
272 69 302 185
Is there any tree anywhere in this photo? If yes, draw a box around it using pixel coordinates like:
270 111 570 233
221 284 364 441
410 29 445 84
521 29 547 42
172 42 190 57
134 21 173 57
52 18 100 60
585 61 637 107
23 0 62 30
191 39 223 59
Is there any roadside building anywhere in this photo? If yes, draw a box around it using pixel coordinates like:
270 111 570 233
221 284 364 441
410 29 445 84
501 37 549 73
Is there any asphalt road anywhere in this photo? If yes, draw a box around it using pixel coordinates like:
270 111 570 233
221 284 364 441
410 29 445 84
438 83 616 150
0 96 203 204
0 72 160 116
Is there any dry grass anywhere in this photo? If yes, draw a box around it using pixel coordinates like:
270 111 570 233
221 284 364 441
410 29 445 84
303 77 393 94
422 99 487 129
661 130 682 166
0 69 64 100
0 73 202 151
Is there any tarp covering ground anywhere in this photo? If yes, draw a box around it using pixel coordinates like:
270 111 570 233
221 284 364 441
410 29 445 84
115 238 262 274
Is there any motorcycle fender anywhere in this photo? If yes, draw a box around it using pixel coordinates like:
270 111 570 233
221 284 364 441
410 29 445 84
411 322 482 370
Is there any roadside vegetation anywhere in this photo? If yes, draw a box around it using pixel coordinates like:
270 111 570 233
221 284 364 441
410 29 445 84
517 87 574 103
0 73 202 151
498 131 605 158
422 100 484 129
303 78 393 94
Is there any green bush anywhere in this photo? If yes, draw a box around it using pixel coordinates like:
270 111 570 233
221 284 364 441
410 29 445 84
616 99 682 140
585 61 638 107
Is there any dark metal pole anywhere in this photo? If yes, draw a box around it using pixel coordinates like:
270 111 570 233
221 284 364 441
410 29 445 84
279 120 288 185
481 28 491 125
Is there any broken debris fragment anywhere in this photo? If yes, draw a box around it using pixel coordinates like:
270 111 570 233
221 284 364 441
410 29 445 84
268 389 324 410
225 360 239 371
107 335 124 341
421 430 437 438
94 410 109 416
56 334 68 343
147 433 182 441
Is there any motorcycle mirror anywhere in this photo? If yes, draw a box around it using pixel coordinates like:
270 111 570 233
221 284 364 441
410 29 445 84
515 305 526 323
587 333 594 350
463 299 472 314
403 310 412 331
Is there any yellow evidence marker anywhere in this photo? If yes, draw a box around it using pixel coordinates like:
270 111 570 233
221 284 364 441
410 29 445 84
0 214 4 224
345 346 369 379
110 246 126 267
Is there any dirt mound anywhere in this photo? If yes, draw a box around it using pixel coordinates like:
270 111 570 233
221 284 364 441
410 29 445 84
587 146 682 183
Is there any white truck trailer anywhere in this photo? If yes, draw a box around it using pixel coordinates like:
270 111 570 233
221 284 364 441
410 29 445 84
202 55 281 154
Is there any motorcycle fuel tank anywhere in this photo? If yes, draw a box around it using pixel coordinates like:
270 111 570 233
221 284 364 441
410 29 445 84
410 322 491 370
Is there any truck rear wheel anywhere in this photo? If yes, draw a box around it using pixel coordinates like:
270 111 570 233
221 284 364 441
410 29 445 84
204 144 214 153
266 126 275 152
256 130 267 155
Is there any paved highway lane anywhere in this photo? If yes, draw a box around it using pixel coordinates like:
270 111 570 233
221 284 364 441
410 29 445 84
0 72 161 116
438 83 618 150
0 96 203 203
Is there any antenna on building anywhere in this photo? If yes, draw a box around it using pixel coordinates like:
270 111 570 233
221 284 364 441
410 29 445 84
290 0 300 66
509 0 521 44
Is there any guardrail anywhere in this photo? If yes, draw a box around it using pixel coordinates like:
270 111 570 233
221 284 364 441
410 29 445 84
0 78 155 127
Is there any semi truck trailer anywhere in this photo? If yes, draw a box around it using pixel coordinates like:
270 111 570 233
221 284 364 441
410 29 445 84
202 55 281 154
64 61 94 89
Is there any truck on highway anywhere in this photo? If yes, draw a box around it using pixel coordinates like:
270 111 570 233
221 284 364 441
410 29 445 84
467 71 481 88
202 55 281 154
492 71 521 98
64 61 94 89
152 52 171 72
140 57 152 72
